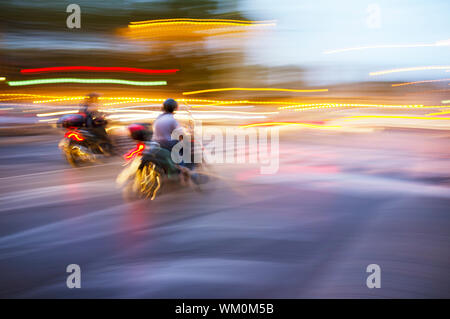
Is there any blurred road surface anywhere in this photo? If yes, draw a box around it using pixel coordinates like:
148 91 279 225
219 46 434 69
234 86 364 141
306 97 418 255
0 128 449 298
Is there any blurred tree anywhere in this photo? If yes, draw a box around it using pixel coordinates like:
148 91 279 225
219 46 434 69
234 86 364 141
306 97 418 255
0 1 294 96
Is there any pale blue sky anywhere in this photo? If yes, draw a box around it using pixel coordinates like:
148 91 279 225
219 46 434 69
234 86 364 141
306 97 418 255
240 0 450 85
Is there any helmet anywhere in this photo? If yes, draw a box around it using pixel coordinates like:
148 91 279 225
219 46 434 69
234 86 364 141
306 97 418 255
128 123 152 141
86 92 101 98
92 116 107 127
162 98 178 113
58 113 86 128
85 92 100 103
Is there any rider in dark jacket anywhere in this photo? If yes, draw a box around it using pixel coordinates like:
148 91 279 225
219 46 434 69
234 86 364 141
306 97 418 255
79 93 113 153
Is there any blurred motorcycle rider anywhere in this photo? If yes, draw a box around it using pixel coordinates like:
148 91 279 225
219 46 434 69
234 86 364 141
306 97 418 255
151 98 193 184
152 98 184 151
80 92 100 126
79 92 113 153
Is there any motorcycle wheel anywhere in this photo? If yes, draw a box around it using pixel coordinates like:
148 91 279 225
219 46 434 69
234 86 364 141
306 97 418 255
65 145 93 167
132 162 163 200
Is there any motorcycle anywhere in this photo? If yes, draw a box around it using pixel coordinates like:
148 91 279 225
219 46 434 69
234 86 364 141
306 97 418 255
57 113 114 167
116 122 210 201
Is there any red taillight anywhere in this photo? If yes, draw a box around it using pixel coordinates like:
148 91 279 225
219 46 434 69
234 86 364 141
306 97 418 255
124 143 145 160
64 131 84 141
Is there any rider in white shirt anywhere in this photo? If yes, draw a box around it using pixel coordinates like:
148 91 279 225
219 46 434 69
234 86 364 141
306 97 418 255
152 98 183 151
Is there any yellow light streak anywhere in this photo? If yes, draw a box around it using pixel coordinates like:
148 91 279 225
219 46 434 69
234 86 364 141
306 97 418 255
426 110 450 116
0 93 58 99
38 118 58 122
185 99 297 106
14 94 450 113
0 97 37 102
239 122 341 129
190 110 279 115
341 115 450 121
32 96 303 106
130 18 276 25
392 79 450 87
128 19 276 29
129 22 276 29
324 40 450 54
278 103 449 111
106 110 269 121
33 97 85 104
36 110 79 117
103 100 147 106
33 97 164 104
183 88 328 95
370 66 450 76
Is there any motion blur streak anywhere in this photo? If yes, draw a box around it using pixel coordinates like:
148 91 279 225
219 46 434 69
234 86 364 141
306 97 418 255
37 118 58 122
33 97 164 104
0 94 59 99
8 79 168 87
341 115 450 121
0 77 5 81
21 67 179 74
37 111 79 117
31 96 311 106
239 122 341 129
427 110 450 116
106 112 267 121
278 104 448 111
102 101 151 106
183 88 328 95
128 19 276 29
0 97 34 102
392 79 450 87
124 17 276 39
324 39 450 54
33 97 87 104
185 100 302 106
370 66 450 76
130 18 276 25
190 110 279 115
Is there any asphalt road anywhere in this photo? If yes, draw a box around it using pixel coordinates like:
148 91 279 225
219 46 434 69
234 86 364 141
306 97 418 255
0 128 449 298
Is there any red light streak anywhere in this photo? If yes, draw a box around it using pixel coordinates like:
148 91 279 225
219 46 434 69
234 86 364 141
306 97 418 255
21 67 179 75
124 143 145 160
64 131 84 141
